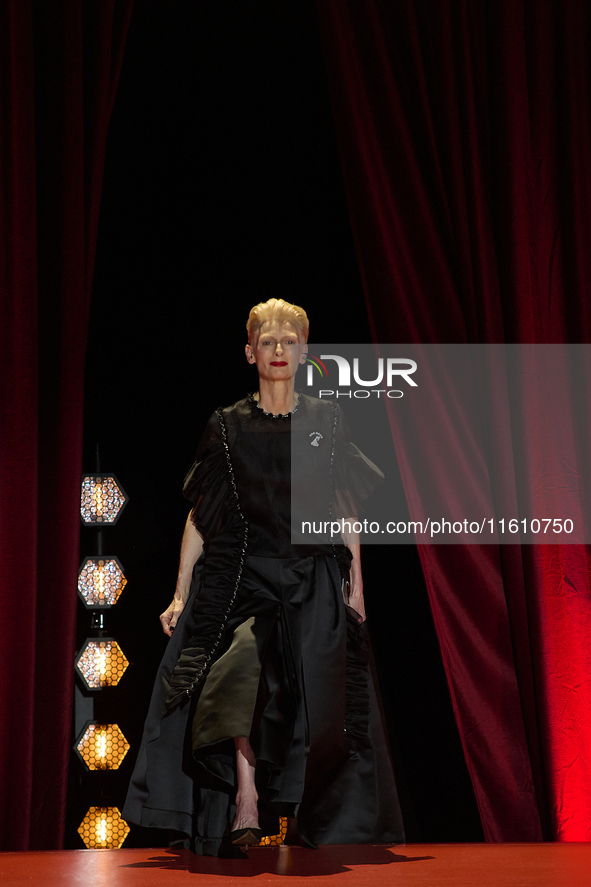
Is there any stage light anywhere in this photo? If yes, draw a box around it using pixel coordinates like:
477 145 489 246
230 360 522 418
74 722 130 771
75 639 129 690
80 474 128 525
78 556 127 608
258 817 288 846
77 806 130 849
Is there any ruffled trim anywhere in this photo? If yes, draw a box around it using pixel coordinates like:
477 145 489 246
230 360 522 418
166 408 249 711
165 646 209 709
344 606 370 743
165 520 249 710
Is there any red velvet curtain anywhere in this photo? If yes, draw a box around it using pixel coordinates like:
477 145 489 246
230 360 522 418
317 0 591 841
0 0 133 850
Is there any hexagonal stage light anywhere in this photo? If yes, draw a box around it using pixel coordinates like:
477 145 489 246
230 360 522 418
75 722 130 771
258 816 288 846
78 806 130 849
80 474 128 525
78 556 127 608
75 638 129 690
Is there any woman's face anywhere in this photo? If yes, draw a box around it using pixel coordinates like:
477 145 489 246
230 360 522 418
245 320 306 383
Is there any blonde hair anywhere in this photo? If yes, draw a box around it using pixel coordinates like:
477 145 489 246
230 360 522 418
246 298 309 344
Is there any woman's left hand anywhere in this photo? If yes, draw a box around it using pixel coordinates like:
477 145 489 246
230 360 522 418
342 533 366 623
347 551 366 623
348 584 366 623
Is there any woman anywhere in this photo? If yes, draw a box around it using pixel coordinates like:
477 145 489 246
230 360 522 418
123 299 404 856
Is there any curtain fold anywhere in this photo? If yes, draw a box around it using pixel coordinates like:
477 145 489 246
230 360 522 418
0 0 133 850
317 0 591 841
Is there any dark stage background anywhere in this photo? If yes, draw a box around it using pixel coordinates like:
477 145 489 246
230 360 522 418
73 0 481 847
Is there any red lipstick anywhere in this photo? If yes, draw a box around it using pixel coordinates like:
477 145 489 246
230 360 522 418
270 361 288 366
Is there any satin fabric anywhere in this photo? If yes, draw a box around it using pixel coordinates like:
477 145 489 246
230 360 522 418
184 396 384 557
123 396 404 854
123 553 404 854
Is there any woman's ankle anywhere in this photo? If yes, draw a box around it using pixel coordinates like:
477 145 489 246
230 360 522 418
235 789 259 808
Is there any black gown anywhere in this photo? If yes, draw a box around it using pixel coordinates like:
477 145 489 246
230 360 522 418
122 394 405 856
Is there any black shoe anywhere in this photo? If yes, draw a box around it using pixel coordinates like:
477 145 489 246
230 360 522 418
230 826 262 846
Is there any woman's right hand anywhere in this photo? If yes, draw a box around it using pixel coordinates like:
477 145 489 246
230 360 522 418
160 598 186 637
160 512 204 637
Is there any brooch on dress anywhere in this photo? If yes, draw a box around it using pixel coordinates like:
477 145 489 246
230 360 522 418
309 431 323 447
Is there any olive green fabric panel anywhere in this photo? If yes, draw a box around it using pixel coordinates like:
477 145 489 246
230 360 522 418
192 617 261 750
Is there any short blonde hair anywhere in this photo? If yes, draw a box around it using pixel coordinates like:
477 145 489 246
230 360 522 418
246 298 309 344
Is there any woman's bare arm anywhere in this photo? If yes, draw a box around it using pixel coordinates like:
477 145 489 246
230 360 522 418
345 541 365 622
160 512 204 636
340 520 366 623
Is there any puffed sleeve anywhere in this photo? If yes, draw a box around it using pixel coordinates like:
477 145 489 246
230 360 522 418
332 404 384 520
182 412 232 541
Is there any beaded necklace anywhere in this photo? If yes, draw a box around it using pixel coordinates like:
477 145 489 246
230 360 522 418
247 391 300 419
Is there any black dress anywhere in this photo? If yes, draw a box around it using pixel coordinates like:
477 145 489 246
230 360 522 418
122 394 405 856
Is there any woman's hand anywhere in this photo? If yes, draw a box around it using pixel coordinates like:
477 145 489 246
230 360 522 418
160 598 186 637
346 541 366 623
347 573 366 623
160 512 205 637
340 526 366 623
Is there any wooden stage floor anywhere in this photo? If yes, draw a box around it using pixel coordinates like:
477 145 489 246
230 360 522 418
2 842 591 887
